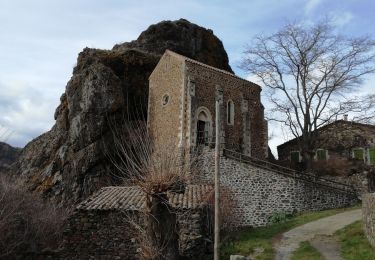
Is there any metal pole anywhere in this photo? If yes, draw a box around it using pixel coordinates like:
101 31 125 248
214 95 221 260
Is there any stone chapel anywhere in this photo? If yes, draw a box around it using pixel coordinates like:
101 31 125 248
147 50 268 159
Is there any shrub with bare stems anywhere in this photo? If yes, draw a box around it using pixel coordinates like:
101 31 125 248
312 157 352 176
104 118 206 259
0 175 69 258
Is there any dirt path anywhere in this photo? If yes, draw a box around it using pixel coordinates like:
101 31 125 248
274 209 362 260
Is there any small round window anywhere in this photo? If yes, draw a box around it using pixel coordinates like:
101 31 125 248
162 94 170 106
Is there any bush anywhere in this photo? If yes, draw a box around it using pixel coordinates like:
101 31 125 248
312 157 351 176
0 175 68 258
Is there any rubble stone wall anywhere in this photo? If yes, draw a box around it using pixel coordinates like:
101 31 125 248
62 208 210 259
199 148 359 227
62 210 138 259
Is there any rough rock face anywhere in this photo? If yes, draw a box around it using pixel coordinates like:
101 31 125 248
10 19 233 205
113 18 233 73
0 142 20 173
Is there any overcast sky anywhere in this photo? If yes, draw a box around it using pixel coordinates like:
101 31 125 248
1 0 374 156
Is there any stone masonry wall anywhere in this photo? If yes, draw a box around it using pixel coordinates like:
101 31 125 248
198 148 358 227
62 208 210 259
185 61 267 159
62 210 138 259
362 193 375 248
148 52 184 150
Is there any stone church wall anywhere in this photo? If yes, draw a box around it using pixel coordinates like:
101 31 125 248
198 148 359 227
185 61 268 159
362 193 375 248
148 52 184 150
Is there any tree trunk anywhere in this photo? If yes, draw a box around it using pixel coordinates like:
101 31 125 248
145 193 179 260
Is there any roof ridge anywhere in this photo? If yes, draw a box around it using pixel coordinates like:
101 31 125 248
165 50 260 87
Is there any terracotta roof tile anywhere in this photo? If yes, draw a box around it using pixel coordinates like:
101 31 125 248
76 185 213 211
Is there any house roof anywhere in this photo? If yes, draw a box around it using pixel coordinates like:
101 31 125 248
277 120 375 150
76 184 213 211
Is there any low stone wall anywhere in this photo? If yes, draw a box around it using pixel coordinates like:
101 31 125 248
62 208 211 259
362 193 375 248
198 148 359 227
62 210 138 259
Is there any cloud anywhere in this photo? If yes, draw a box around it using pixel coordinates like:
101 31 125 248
331 11 353 27
305 0 322 14
246 74 264 86
361 75 375 95
0 80 58 147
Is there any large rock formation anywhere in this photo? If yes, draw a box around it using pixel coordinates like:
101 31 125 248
10 19 232 205
0 142 20 173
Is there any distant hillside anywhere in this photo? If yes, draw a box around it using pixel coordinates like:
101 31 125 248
0 142 21 173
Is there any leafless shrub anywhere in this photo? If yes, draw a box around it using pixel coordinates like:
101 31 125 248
207 186 237 232
106 118 193 190
0 175 68 258
104 118 206 259
312 157 352 176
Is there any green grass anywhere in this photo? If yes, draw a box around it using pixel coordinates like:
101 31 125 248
335 220 375 260
220 205 360 259
290 241 323 260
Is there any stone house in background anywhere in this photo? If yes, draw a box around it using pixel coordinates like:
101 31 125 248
147 50 268 160
277 119 375 167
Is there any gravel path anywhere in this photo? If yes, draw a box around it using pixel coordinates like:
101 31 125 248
274 209 361 260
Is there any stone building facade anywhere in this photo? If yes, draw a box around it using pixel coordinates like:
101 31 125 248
277 120 375 166
148 50 268 159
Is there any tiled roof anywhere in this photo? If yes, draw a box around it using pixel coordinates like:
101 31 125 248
76 185 213 211
165 50 260 88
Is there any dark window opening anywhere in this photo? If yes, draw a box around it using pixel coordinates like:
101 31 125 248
197 120 207 145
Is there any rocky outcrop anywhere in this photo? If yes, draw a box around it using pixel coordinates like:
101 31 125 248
0 142 20 173
113 18 233 73
10 19 232 205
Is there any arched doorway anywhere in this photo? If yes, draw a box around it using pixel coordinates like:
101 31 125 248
195 107 212 145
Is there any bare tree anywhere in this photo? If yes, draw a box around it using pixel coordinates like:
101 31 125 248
241 20 375 167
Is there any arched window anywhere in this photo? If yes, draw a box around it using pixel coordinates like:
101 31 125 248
227 100 234 125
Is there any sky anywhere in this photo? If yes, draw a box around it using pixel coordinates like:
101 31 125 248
1 0 375 156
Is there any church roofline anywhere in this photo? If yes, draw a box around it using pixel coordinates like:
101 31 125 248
165 50 261 90
149 50 262 91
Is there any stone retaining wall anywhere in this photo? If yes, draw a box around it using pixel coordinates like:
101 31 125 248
198 148 359 227
362 193 375 248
